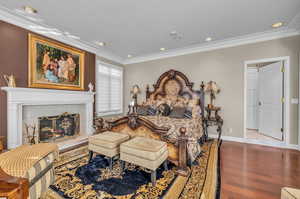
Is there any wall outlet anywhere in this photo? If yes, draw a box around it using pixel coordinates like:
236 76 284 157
228 128 233 134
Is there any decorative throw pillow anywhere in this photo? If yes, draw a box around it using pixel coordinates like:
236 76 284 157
169 107 187 118
184 109 193 119
147 106 157 115
192 106 201 118
157 103 171 116
137 106 149 116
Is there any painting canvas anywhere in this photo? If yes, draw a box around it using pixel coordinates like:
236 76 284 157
28 34 84 90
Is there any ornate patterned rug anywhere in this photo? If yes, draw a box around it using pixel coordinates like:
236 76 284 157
44 140 221 199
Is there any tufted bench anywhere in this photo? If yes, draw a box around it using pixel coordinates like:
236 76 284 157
88 131 130 169
120 136 168 186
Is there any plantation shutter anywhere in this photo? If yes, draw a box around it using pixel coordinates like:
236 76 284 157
96 61 123 116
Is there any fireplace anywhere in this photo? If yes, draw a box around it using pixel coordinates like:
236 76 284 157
1 87 95 149
38 112 80 143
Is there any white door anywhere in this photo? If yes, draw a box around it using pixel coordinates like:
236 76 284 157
258 61 283 140
247 68 258 129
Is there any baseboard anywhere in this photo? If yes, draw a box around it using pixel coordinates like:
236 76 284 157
286 144 299 150
209 134 245 143
209 134 299 150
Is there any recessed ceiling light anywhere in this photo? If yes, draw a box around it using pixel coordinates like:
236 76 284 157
272 22 283 28
96 41 106 46
170 31 177 36
127 54 132 58
205 37 212 42
170 30 183 40
160 47 166 51
23 6 37 14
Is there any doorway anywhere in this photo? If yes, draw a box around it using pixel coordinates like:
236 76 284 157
244 57 290 146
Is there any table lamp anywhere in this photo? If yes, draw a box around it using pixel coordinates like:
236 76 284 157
129 85 141 114
204 81 220 108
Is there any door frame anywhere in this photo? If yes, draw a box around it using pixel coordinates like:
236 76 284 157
243 56 290 146
299 53 300 150
246 67 259 130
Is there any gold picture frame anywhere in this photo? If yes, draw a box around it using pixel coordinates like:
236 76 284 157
28 34 85 90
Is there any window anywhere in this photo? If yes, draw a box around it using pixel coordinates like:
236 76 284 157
96 60 123 116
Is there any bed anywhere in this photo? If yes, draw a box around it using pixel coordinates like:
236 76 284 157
94 69 205 176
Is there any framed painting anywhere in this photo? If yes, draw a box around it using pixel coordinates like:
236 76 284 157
28 34 85 90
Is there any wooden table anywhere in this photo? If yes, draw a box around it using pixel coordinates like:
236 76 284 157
203 106 223 141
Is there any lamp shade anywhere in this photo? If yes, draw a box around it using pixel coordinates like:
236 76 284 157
131 85 141 95
204 81 220 94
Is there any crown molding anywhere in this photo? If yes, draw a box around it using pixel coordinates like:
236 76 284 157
0 6 124 64
123 28 300 65
1 4 299 66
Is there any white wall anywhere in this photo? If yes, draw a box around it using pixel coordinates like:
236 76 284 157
124 35 300 144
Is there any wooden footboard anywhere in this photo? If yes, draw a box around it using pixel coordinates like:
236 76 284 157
94 115 190 176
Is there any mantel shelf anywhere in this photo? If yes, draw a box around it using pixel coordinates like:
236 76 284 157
1 87 95 95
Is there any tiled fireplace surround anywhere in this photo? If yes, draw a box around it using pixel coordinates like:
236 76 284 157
1 87 95 150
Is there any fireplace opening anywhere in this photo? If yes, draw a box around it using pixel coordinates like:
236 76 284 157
38 112 80 142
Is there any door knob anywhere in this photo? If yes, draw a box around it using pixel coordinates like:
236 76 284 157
258 101 262 106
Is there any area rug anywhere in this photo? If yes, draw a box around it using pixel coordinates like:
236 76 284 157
44 140 221 199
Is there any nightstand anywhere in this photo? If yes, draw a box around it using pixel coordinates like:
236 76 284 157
203 106 223 141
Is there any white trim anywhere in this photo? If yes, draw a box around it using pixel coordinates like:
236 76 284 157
0 5 124 64
243 57 291 147
299 53 300 150
1 87 95 149
209 134 299 150
209 134 245 143
123 29 300 65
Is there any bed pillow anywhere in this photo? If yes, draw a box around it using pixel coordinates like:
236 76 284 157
169 107 187 118
137 105 149 116
147 106 157 115
184 109 193 119
157 103 171 116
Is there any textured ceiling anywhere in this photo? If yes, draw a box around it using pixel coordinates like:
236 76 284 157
1 0 300 60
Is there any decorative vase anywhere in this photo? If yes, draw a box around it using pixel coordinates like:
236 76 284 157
3 74 16 87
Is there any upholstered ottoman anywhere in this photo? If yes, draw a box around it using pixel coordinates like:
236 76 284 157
120 137 168 186
281 187 300 199
88 131 130 169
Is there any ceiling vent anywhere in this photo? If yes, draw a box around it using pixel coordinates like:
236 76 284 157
170 31 183 40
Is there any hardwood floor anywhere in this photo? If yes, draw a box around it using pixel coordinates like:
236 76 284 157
220 141 300 199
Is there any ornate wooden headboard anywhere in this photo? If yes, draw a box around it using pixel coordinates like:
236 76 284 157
145 69 205 116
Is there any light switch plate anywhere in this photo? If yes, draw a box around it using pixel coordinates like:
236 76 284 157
291 98 299 104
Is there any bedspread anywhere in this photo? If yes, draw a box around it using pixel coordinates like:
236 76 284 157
105 115 203 163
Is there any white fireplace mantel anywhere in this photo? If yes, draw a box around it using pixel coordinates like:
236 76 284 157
1 87 95 149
